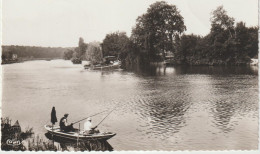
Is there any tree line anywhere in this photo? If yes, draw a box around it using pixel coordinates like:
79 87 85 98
66 1 258 67
2 45 71 61
174 6 258 65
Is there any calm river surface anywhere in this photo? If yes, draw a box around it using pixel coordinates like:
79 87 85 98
2 60 258 150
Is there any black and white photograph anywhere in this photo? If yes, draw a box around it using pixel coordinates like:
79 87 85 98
1 0 259 151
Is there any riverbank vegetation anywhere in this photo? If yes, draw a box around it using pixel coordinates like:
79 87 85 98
1 117 57 151
66 1 257 68
124 3 258 66
173 6 258 65
3 1 256 67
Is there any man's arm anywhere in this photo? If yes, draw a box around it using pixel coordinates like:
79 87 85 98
92 126 97 130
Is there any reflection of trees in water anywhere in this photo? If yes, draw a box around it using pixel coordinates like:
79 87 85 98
173 66 258 75
137 95 191 138
128 63 257 77
209 72 258 133
130 64 166 76
211 100 236 133
45 133 113 151
127 62 257 142
130 66 193 138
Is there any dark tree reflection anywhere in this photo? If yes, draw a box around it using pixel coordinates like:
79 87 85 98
211 101 236 133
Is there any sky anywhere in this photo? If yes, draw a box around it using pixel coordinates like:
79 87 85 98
1 0 258 47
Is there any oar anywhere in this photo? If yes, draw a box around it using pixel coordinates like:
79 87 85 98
72 110 108 125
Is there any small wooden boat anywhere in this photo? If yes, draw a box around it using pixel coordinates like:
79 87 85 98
44 125 116 141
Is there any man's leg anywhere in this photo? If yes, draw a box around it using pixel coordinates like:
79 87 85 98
64 125 75 132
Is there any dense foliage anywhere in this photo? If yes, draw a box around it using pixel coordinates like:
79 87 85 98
131 1 186 61
63 49 74 60
76 37 88 59
102 32 130 58
2 45 68 60
8 2 256 67
85 41 102 64
173 6 258 65
116 3 258 67
63 37 88 61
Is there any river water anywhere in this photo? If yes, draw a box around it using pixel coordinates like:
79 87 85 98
2 60 258 150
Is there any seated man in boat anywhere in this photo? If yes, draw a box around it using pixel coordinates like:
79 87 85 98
59 113 75 132
83 117 99 134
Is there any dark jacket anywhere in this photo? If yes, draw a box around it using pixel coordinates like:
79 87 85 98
59 117 67 129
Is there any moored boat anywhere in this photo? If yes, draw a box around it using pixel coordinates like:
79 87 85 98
44 125 116 141
85 60 121 70
90 61 121 70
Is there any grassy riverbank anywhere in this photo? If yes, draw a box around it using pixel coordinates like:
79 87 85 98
1 117 113 151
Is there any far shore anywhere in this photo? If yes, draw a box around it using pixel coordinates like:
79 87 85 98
1 58 62 65
2 58 258 67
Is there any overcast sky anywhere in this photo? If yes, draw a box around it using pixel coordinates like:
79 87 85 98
2 0 258 47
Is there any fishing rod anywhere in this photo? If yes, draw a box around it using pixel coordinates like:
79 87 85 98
95 107 117 128
72 110 108 125
94 101 122 128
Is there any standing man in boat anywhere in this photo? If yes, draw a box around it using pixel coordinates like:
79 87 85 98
59 113 75 132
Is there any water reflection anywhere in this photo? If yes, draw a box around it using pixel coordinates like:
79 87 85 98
133 78 193 139
130 64 166 76
45 133 113 151
2 60 258 150
173 66 258 75
129 64 258 76
211 100 236 133
143 99 189 135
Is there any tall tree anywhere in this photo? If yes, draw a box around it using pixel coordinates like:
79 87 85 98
75 37 88 59
102 31 130 59
131 1 186 61
209 6 235 61
210 6 235 38
85 42 102 64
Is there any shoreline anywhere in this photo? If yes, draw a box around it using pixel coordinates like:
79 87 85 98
1 58 62 65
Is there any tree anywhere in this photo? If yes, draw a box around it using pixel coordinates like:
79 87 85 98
2 45 67 60
85 42 102 64
161 5 258 66
75 37 88 59
131 1 186 61
235 22 258 59
102 31 130 59
210 6 235 38
175 34 202 63
63 49 74 60
209 6 236 61
246 26 258 58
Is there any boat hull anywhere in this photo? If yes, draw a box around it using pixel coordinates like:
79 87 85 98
91 64 120 70
44 125 116 141
85 61 121 70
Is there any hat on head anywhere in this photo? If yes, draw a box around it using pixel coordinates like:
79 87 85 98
64 113 69 116
87 117 92 121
